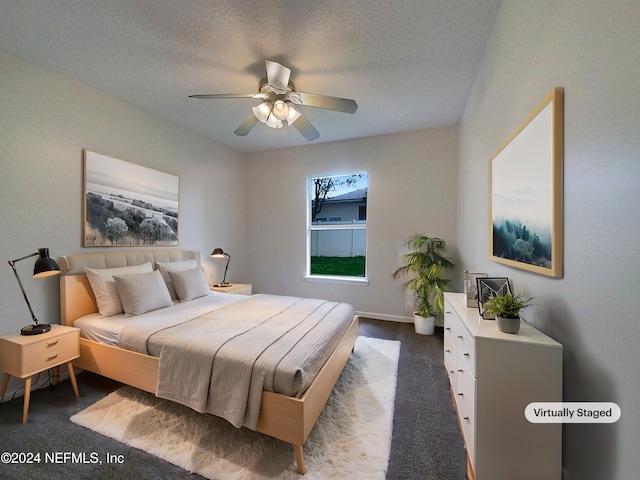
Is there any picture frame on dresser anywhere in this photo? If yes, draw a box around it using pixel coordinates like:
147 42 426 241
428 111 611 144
489 87 564 278
476 277 512 319
464 270 488 308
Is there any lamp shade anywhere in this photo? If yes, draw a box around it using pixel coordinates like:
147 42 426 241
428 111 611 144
252 101 272 123
211 248 226 258
265 113 283 129
33 248 60 278
271 99 290 121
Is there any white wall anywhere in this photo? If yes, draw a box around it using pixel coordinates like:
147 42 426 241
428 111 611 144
245 127 458 321
457 1 640 478
0 50 247 342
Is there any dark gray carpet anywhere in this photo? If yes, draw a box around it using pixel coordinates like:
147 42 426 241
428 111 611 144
0 319 467 479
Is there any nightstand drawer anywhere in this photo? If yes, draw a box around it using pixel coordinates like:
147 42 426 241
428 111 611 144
230 285 252 295
22 331 79 376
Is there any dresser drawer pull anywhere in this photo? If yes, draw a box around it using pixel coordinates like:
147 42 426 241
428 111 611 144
46 354 59 361
445 327 451 331
445 349 451 353
445 311 451 314
463 416 470 421
46 340 60 347
449 370 455 374
464 353 470 357
458 392 464 396
458 369 464 373
457 335 463 339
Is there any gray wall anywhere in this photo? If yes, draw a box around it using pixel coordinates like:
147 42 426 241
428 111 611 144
457 1 640 478
245 127 459 322
0 50 248 340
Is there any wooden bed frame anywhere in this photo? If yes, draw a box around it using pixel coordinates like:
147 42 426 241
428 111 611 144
59 253 358 475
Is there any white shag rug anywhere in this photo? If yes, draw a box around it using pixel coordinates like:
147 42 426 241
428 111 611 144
70 336 400 479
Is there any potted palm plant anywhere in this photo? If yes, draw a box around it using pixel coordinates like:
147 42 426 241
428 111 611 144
482 292 531 334
392 234 455 335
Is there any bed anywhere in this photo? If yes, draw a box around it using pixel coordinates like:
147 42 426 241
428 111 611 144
59 250 359 474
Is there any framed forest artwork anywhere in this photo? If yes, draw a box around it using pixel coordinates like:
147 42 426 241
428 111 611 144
489 87 564 278
83 150 179 247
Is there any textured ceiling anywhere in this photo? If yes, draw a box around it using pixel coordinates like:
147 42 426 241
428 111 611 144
0 0 501 153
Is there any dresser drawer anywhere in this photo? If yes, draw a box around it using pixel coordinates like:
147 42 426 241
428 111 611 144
456 321 476 377
444 300 458 340
456 365 476 465
22 331 79 376
444 333 458 389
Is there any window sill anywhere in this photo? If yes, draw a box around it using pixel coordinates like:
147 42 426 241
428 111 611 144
304 275 369 286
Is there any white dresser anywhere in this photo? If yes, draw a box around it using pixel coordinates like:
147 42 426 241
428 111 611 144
444 293 562 480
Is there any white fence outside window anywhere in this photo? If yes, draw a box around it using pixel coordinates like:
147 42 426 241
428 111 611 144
310 220 366 257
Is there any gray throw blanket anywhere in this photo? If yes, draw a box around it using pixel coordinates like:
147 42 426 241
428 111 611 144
155 294 353 429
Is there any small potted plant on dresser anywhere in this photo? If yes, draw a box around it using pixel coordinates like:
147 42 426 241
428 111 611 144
392 234 455 335
482 292 531 334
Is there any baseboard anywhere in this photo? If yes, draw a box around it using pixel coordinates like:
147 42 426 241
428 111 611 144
355 311 414 323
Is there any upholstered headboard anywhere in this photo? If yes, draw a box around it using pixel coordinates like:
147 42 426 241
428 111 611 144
59 250 200 326
59 250 199 275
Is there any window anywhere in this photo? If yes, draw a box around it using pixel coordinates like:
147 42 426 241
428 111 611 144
306 173 368 283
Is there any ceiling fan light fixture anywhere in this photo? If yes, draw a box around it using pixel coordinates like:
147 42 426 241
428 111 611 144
271 100 290 121
252 101 272 123
191 60 357 141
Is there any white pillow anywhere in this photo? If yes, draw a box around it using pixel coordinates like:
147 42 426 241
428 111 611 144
156 259 198 299
168 267 211 302
85 262 153 315
113 270 173 315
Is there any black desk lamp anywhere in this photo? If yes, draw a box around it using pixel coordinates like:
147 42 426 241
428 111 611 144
211 248 231 287
8 248 61 335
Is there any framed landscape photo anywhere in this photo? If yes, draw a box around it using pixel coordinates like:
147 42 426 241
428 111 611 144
489 87 564 277
83 150 179 246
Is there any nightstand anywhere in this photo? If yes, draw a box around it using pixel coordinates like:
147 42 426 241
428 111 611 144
210 283 252 295
0 324 80 423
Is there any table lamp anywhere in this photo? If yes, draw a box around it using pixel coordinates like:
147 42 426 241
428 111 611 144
8 248 61 335
211 248 231 287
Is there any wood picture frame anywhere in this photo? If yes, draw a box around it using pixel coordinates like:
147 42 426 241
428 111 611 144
83 150 179 247
489 87 564 277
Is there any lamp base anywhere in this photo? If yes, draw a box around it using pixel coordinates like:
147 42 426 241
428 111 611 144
21 323 51 336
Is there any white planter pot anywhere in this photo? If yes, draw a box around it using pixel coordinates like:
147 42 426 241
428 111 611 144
413 313 436 335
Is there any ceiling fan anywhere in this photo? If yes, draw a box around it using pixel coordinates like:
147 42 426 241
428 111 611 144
189 60 358 141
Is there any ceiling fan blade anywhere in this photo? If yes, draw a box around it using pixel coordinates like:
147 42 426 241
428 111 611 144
190 93 269 100
265 60 291 94
292 114 320 141
234 114 259 136
287 92 358 114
